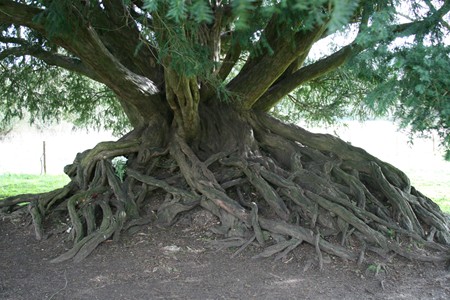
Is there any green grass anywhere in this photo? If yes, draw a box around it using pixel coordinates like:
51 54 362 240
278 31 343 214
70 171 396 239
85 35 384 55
411 175 450 212
402 165 450 214
0 174 70 200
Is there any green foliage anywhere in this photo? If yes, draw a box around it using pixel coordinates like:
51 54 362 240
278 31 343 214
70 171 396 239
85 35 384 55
141 0 357 33
356 7 397 47
0 12 131 135
346 41 450 159
273 0 450 159
328 0 360 33
111 156 128 182
141 0 356 84
272 65 375 126
166 0 188 22
0 58 130 136
386 228 396 239
142 0 159 12
143 2 212 75
142 0 214 23
365 263 387 276
190 1 214 24
33 0 77 39
276 42 450 158
232 0 257 30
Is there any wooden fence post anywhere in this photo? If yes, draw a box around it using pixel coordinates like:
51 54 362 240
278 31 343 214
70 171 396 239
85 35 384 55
43 141 47 175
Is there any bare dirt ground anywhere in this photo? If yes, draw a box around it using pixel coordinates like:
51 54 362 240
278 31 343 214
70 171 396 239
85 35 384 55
1 209 449 300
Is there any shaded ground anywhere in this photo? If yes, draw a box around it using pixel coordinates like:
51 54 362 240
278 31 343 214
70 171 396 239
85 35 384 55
1 211 449 300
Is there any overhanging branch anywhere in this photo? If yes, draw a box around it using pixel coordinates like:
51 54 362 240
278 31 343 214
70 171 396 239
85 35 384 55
252 2 450 111
0 45 100 81
1 0 167 127
0 0 44 32
88 0 162 84
0 36 28 45
392 0 450 36
253 44 358 111
227 24 327 110
217 40 241 81
0 33 101 80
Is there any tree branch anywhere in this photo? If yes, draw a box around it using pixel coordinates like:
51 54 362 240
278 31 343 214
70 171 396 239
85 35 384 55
253 44 358 111
252 2 450 111
227 24 327 110
0 0 161 91
91 0 163 85
0 0 44 32
217 38 241 81
69 26 165 110
1 0 167 127
0 36 28 45
422 0 450 30
392 0 450 36
0 45 99 81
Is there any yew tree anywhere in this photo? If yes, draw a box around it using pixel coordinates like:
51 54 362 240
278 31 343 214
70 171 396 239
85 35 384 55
1 0 449 264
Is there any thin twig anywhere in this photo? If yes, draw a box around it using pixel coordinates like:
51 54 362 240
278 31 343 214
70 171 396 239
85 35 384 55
357 242 367 266
315 229 323 271
48 270 68 300
231 235 256 258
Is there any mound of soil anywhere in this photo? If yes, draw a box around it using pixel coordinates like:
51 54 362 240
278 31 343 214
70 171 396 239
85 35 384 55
1 212 449 300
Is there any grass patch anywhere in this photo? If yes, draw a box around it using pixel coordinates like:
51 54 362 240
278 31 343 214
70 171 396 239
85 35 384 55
410 181 450 213
433 198 450 215
0 174 70 200
403 165 450 214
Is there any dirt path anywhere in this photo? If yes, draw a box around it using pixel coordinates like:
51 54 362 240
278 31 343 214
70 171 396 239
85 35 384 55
1 214 449 300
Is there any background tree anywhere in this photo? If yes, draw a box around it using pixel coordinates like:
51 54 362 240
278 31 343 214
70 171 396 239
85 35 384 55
0 0 449 264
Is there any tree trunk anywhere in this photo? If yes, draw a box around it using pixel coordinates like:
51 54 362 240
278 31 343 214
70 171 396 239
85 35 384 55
2 100 449 264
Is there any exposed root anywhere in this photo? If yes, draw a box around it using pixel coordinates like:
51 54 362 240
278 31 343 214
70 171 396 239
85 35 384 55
64 139 140 189
259 217 359 260
315 229 324 271
1 112 449 266
128 169 201 226
28 202 43 240
51 200 120 263
251 202 265 246
252 238 302 259
231 235 256 258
